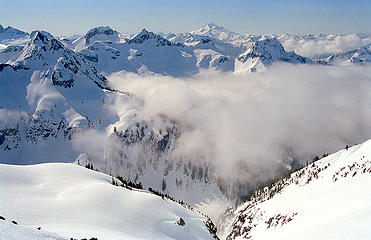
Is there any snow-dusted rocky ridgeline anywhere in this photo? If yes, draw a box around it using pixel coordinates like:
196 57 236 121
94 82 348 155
2 23 370 76
188 23 371 64
0 162 218 240
218 140 371 240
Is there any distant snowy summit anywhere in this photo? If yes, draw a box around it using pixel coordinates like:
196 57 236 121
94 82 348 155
235 37 313 72
84 26 123 44
323 45 371 64
191 23 247 42
0 24 29 47
1 30 106 87
127 28 182 47
0 25 27 36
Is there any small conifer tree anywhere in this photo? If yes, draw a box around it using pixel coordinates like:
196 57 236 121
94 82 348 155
162 178 167 191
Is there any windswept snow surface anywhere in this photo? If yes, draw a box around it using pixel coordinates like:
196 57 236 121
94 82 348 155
221 139 371 240
1 221 67 240
0 163 216 240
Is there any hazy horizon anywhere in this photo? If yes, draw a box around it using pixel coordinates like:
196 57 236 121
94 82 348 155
1 0 371 36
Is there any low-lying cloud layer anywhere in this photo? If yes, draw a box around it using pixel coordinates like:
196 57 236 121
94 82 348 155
108 63 371 180
280 34 371 58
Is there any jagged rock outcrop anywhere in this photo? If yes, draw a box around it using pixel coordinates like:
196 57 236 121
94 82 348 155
235 37 312 72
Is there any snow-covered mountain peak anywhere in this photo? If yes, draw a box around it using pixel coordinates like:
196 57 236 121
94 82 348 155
320 44 371 64
346 45 371 63
191 23 245 42
195 23 229 34
129 28 154 42
127 28 177 47
235 37 312 72
0 25 29 45
0 25 27 36
15 31 74 66
29 30 50 46
200 23 225 32
68 26 124 51
249 38 285 57
139 28 150 35
0 29 108 160
86 26 116 35
3 30 106 89
84 26 121 44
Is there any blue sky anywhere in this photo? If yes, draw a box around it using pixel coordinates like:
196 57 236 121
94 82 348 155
1 0 370 36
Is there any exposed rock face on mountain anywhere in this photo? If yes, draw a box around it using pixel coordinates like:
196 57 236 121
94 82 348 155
0 30 107 163
2 30 106 87
0 45 24 64
75 118 228 217
127 28 182 47
194 49 234 72
235 38 312 72
84 26 123 45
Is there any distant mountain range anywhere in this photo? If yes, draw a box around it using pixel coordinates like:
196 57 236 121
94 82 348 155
2 24 370 77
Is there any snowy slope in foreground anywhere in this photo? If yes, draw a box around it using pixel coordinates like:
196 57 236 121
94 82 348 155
221 139 371 240
0 163 217 240
1 221 67 240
